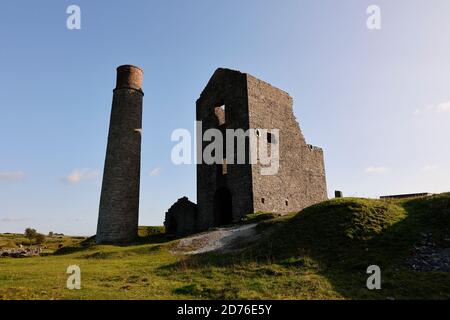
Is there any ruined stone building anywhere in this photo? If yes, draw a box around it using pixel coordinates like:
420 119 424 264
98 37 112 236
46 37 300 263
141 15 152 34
165 68 327 235
164 197 198 236
94 65 326 241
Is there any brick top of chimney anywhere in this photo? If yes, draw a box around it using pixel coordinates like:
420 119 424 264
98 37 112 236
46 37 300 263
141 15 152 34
115 65 143 92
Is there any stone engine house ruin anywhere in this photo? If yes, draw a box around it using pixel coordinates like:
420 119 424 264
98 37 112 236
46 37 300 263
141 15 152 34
165 68 327 236
94 65 327 242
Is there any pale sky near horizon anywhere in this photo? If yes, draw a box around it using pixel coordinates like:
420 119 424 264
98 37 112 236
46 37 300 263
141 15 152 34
1 0 449 235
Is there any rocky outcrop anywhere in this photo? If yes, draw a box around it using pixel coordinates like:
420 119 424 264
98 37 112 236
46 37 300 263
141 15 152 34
406 232 450 272
0 247 42 258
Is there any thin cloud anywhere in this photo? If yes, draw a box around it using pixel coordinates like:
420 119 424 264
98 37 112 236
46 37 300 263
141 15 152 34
423 165 438 172
0 216 28 223
63 169 99 184
149 167 162 177
414 101 450 116
0 171 26 181
365 166 389 174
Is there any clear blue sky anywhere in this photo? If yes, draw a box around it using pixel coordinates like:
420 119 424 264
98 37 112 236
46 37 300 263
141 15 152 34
1 0 449 235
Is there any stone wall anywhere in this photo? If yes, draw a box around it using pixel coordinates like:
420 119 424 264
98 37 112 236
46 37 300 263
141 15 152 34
195 68 327 231
196 69 254 230
164 197 198 236
247 74 327 213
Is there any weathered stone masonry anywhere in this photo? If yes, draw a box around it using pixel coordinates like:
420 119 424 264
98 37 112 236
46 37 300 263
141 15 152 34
96 65 144 244
164 197 198 236
246 73 327 214
166 68 327 235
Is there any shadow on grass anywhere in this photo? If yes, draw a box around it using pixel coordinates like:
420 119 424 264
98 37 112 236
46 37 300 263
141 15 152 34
156 194 450 299
53 236 97 255
54 226 172 255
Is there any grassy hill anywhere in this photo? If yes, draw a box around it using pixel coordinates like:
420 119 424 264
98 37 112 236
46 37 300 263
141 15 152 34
0 194 449 300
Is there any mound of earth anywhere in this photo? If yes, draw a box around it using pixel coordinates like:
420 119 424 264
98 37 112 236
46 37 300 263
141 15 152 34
172 223 259 254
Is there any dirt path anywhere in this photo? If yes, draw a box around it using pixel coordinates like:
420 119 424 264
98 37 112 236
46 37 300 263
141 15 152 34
172 223 259 255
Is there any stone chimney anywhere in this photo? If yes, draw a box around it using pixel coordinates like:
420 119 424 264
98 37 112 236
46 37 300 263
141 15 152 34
96 65 144 244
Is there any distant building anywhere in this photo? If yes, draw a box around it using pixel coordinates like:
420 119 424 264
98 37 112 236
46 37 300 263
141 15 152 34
380 193 434 200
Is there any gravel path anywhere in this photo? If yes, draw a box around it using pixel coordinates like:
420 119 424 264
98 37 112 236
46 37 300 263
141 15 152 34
173 223 259 255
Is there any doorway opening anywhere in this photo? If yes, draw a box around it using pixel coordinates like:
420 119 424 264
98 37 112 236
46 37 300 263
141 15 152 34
213 187 233 226
167 215 178 234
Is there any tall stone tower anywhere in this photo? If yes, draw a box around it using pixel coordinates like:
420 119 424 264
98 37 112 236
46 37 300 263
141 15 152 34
96 65 144 244
196 68 327 230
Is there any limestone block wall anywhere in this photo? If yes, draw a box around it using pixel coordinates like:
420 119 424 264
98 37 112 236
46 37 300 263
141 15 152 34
195 67 327 232
246 74 327 213
196 69 254 230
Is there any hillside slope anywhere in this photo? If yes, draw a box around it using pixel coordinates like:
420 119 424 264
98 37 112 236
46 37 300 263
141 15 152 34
251 194 450 269
162 193 450 299
0 194 449 299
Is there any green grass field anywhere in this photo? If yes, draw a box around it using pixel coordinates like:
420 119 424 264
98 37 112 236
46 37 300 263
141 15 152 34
1 194 449 300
